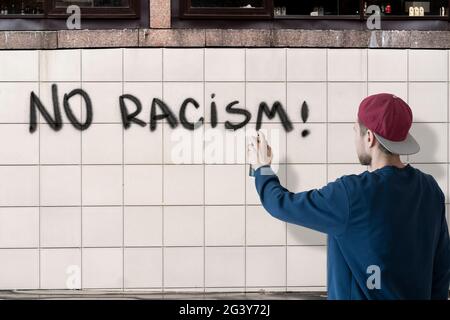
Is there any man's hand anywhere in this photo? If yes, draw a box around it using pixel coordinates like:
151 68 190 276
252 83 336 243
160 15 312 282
248 131 273 171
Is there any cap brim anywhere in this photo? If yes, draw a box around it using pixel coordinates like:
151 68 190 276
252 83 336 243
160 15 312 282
373 132 420 155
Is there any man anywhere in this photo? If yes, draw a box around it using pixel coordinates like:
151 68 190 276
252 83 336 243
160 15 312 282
248 93 450 300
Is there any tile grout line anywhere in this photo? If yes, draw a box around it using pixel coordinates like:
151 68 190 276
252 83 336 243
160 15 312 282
326 48 329 288
244 47 247 292
80 49 83 290
406 49 410 165
5 80 450 84
2 198 448 208
9 121 450 125
447 49 449 219
203 47 206 293
122 48 125 292
72 285 326 290
16 119 450 123
366 48 369 172
38 50 41 290
0 244 328 250
2 161 449 167
285 47 288 292
161 48 165 293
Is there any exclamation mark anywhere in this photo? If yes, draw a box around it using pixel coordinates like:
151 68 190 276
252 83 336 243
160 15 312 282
301 101 310 138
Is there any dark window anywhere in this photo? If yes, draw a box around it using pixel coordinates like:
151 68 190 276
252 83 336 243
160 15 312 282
0 0 45 17
179 0 449 20
273 0 360 17
54 0 129 7
0 0 140 18
364 0 448 18
180 0 272 19
190 0 265 8
48 0 139 18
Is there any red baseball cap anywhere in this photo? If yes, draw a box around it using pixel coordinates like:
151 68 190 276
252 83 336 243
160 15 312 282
358 93 420 155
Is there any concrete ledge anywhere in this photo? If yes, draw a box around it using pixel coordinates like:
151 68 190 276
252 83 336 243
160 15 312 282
410 31 450 48
1 29 450 49
140 28 205 47
206 29 273 47
58 29 139 48
0 31 57 49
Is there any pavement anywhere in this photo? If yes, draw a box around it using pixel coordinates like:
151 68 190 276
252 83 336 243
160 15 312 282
0 290 328 300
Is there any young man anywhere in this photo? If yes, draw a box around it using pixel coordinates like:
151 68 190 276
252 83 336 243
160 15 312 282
248 93 450 300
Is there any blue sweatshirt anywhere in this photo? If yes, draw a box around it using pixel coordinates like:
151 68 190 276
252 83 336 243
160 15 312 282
254 164 450 300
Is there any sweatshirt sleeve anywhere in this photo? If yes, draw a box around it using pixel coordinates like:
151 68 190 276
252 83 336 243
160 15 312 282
254 165 350 236
431 202 450 300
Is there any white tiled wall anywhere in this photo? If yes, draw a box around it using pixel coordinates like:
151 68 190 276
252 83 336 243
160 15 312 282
0 48 448 292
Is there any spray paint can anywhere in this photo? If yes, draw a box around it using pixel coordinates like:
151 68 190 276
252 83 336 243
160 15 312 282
249 134 260 177
249 165 255 177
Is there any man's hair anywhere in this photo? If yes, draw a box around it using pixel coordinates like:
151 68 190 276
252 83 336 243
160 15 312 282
358 121 393 156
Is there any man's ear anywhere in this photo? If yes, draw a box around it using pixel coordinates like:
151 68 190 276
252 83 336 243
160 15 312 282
366 130 377 148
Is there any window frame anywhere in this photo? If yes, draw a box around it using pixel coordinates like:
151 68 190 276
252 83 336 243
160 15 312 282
178 0 450 22
180 0 273 19
0 0 141 19
47 0 140 19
